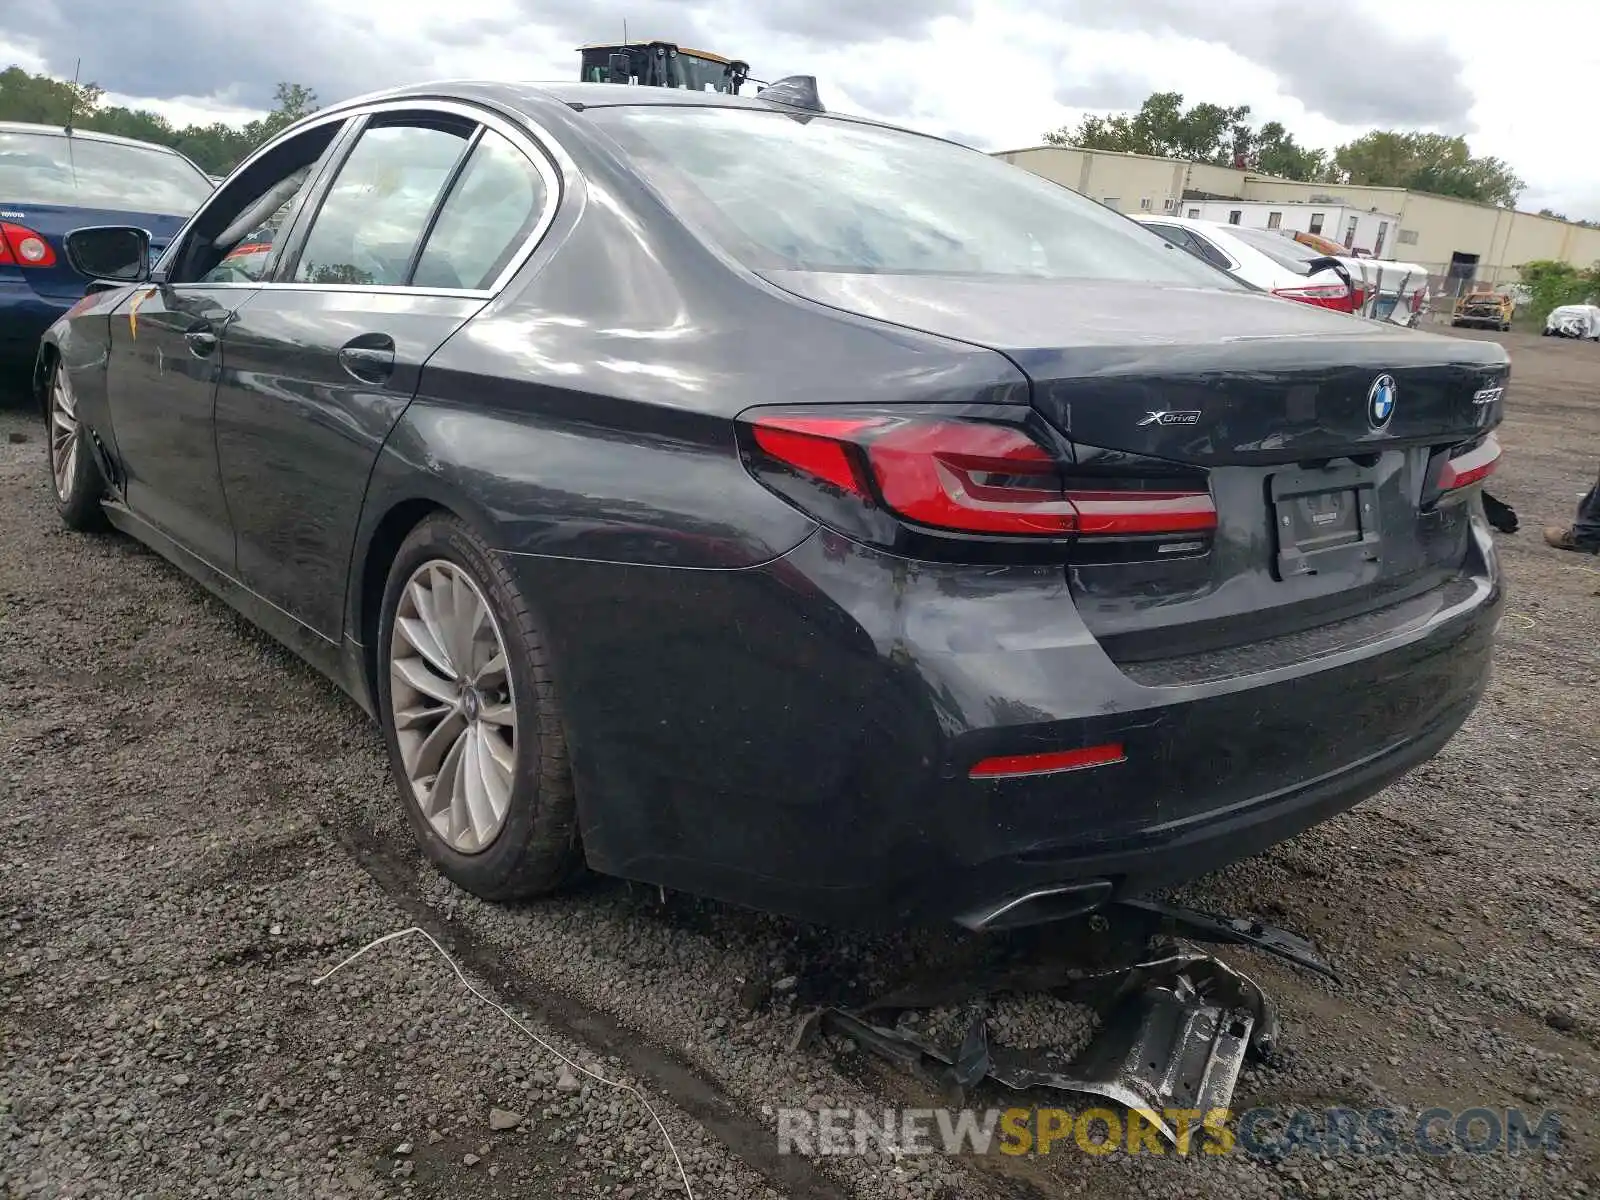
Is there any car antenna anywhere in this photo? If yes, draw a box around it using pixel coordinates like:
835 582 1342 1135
64 57 81 189
755 75 824 114
63 57 82 133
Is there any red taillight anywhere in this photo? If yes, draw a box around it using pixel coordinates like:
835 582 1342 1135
970 742 1127 779
1271 283 1354 313
744 412 1216 540
750 416 878 496
866 419 1079 536
1437 434 1501 492
0 223 57 268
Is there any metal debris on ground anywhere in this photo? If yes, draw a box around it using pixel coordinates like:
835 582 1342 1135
799 902 1336 1147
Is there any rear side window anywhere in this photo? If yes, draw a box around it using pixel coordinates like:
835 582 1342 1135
293 123 470 286
1144 223 1196 252
0 129 213 215
588 106 1239 287
412 129 548 290
1145 223 1236 277
1183 230 1236 272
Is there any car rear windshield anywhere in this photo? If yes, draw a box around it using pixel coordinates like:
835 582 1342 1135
1225 226 1327 276
588 105 1242 286
0 129 213 215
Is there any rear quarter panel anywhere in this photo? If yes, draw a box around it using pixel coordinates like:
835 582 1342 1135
349 102 1029 588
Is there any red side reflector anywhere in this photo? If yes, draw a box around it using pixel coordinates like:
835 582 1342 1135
969 742 1127 779
1438 434 1502 492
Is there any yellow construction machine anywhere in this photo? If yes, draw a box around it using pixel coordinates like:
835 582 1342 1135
578 40 752 93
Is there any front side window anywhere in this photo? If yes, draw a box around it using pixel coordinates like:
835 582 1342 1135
0 129 213 215
589 106 1240 288
412 129 548 290
294 122 471 286
198 167 314 284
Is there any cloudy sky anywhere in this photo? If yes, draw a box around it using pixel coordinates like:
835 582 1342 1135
3 0 1597 218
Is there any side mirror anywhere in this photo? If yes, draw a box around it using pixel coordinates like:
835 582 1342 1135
64 225 151 283
607 52 633 83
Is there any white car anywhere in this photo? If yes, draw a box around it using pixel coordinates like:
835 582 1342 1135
1544 303 1600 339
1133 215 1355 312
1134 216 1427 322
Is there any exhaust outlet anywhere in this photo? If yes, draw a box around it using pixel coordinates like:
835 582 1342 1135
955 879 1114 932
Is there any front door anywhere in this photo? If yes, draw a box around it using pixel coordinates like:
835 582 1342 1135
101 113 353 573
104 282 253 569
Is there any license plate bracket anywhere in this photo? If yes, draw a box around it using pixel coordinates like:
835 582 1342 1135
1270 463 1382 579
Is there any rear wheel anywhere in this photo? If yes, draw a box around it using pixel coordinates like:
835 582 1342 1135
376 514 580 899
47 360 108 532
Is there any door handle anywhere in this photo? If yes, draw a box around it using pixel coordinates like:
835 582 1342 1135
338 335 396 384
184 326 218 356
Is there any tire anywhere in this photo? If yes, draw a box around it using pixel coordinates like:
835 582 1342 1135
376 513 581 899
45 358 108 532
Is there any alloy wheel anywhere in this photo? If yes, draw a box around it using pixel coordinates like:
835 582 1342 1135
49 367 80 503
387 559 519 853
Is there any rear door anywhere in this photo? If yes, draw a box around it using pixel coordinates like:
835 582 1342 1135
214 105 558 640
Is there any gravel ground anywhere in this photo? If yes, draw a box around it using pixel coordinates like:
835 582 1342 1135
1 326 1596 1199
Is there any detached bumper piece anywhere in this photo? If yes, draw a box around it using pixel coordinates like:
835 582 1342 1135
801 904 1334 1148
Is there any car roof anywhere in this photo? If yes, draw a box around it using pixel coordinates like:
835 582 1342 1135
1136 215 1212 228
313 79 913 135
0 119 192 156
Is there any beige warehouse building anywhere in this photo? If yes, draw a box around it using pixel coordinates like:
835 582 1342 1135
995 145 1600 292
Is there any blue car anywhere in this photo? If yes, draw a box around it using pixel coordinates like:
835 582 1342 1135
1 121 214 377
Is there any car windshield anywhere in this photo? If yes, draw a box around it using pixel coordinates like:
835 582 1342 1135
0 129 213 215
589 106 1241 286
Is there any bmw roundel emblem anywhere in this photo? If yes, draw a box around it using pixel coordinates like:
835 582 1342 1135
1367 373 1397 431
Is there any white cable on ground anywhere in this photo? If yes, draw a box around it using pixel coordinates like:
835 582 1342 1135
312 926 695 1199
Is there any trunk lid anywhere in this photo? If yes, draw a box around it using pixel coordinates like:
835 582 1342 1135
1 203 187 300
763 271 1508 671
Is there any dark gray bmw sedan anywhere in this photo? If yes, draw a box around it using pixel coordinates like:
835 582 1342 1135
37 81 1508 931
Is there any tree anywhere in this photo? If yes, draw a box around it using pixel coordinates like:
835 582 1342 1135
1044 92 1329 181
1332 131 1522 207
1536 207 1597 229
1250 121 1330 183
1518 259 1600 324
0 67 318 176
1044 90 1524 202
